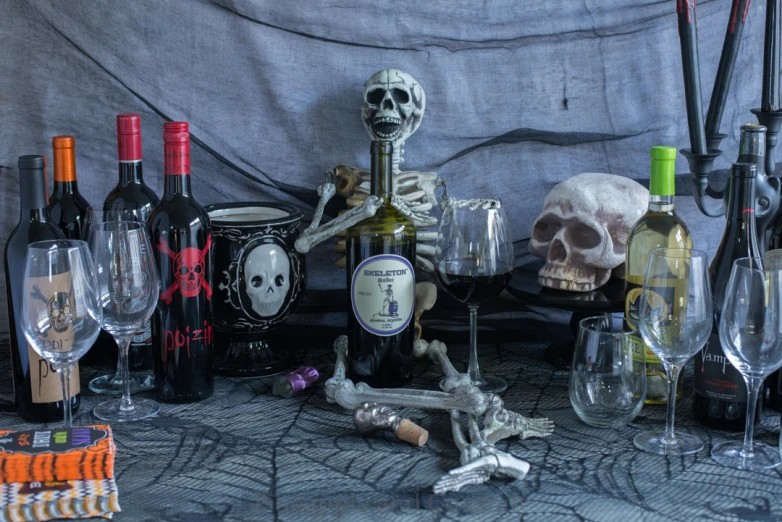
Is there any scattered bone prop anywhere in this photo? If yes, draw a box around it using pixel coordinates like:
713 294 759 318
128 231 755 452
293 70 444 272
353 402 429 447
325 336 555 494
530 173 648 292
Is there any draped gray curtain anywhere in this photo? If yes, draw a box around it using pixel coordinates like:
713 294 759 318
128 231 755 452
0 0 765 336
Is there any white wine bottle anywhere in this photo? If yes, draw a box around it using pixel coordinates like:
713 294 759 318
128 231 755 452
346 141 416 387
625 146 692 404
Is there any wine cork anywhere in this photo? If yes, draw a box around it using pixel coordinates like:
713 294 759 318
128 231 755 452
395 419 429 447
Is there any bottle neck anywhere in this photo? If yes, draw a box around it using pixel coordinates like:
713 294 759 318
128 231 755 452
119 161 144 185
164 141 191 197
737 132 766 176
53 179 80 197
164 174 191 197
19 168 49 221
648 194 674 212
371 150 393 201
726 174 759 247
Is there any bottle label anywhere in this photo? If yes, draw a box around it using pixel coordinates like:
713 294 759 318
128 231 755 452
131 320 152 345
694 332 747 403
24 271 80 403
624 279 671 364
351 254 415 337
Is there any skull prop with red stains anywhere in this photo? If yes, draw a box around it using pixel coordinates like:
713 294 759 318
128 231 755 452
175 247 206 298
529 173 648 292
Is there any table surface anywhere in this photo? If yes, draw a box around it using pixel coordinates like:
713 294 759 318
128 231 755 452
1 341 781 522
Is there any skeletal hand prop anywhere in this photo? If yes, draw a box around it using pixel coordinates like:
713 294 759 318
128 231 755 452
293 70 443 272
325 335 554 494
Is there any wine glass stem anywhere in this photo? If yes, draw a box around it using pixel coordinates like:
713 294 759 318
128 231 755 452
743 375 762 456
56 366 73 428
663 363 682 443
467 305 481 384
117 337 135 412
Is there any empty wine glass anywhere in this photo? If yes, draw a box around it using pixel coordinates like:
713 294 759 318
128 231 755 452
711 257 782 470
84 206 155 395
634 248 712 455
21 240 102 427
435 198 514 393
91 221 161 422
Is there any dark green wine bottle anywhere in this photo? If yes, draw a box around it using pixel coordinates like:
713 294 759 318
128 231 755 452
346 141 416 387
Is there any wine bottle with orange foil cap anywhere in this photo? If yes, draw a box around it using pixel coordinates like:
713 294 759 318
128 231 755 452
47 136 91 239
5 155 81 422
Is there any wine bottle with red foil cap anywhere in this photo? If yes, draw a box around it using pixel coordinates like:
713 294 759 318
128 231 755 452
47 136 90 239
148 122 214 402
104 114 159 374
5 155 80 422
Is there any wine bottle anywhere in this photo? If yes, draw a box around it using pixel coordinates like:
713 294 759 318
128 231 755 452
624 146 692 404
5 155 80 422
346 141 416 388
47 136 90 239
148 122 214 402
104 114 159 373
693 162 760 430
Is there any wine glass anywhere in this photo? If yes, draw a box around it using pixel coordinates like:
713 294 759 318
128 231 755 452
84 206 155 395
435 198 514 393
20 240 102 427
91 221 161 422
711 257 782 470
633 248 712 455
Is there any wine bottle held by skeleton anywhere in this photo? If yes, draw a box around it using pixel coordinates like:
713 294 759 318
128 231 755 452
147 122 214 402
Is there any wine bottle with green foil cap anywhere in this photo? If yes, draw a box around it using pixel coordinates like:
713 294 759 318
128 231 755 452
624 146 692 405
346 141 417 388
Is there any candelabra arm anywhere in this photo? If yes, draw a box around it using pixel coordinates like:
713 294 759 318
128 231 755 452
682 148 725 218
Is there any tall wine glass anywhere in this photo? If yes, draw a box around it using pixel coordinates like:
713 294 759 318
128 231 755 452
20 240 102 427
91 221 161 422
435 199 514 393
712 257 782 470
84 206 155 395
633 248 712 455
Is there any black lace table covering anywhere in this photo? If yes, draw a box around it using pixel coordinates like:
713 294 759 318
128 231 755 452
0 341 780 522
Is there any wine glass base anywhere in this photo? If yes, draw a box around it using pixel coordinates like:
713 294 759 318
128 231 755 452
89 372 155 395
93 398 160 423
633 430 704 456
711 441 782 470
440 375 508 394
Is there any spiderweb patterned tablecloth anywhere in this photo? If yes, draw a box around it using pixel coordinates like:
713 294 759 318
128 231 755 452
0 341 780 522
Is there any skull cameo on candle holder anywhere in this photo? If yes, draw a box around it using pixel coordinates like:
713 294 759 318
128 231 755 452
530 173 648 292
207 202 306 376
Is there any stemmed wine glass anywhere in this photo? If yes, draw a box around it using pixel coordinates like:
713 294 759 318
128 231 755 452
435 198 514 393
91 221 161 422
20 240 102 427
711 257 782 470
634 248 712 455
84 206 155 395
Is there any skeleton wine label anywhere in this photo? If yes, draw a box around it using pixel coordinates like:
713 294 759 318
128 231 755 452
693 162 760 431
148 122 214 403
346 141 417 388
6 155 80 422
624 147 691 405
351 255 415 336
105 114 160 372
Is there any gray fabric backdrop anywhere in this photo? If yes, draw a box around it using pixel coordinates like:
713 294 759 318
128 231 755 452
0 0 768 337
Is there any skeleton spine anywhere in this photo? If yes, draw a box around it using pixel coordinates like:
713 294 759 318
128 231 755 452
147 122 214 403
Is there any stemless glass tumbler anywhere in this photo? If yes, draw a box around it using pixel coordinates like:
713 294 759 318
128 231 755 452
570 316 646 428
20 240 102 427
712 258 782 470
633 248 712 456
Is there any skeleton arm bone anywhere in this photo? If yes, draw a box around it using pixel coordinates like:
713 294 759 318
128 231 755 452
295 196 382 254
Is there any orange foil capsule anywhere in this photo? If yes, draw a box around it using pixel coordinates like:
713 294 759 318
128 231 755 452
52 135 77 182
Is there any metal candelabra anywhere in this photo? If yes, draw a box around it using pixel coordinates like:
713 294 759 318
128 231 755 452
677 0 782 228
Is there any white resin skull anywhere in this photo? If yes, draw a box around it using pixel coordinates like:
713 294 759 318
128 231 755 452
530 173 648 292
244 243 291 317
362 69 425 146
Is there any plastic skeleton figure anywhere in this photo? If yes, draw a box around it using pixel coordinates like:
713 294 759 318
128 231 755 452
294 69 443 271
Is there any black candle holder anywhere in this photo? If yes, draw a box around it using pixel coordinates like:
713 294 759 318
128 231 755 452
706 133 728 152
751 109 782 176
681 148 725 218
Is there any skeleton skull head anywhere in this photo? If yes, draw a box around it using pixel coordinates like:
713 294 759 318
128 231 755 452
47 292 72 333
175 248 206 298
244 243 291 317
353 402 400 433
362 69 425 145
530 173 648 292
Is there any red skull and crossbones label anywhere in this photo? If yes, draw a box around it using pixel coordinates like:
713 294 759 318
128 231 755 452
157 234 212 305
